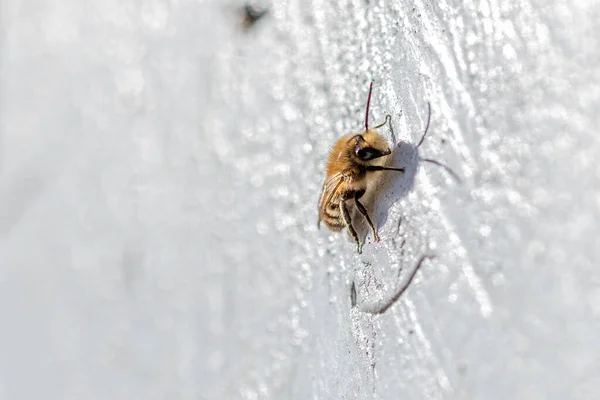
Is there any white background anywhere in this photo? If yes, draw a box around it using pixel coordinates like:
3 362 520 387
1 0 600 399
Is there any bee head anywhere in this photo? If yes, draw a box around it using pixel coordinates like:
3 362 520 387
349 130 392 163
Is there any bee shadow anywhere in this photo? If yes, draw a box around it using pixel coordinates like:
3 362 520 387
351 141 419 245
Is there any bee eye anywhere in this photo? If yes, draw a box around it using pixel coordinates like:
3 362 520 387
355 148 375 160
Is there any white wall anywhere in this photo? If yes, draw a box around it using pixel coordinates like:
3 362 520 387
1 0 600 399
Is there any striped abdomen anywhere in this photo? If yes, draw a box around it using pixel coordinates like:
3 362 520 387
319 178 366 231
321 195 344 231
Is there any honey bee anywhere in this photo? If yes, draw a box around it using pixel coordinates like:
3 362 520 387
318 82 404 253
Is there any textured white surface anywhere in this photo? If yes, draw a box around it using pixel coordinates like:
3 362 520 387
1 0 600 399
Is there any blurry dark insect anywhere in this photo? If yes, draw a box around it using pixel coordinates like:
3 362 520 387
240 3 268 31
318 82 459 254
318 82 403 254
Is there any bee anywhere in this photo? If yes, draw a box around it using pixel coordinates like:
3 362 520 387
318 82 404 253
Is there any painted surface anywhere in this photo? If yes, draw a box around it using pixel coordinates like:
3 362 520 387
1 0 599 398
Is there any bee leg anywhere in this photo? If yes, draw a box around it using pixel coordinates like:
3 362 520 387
372 114 392 130
354 194 379 243
341 200 361 253
365 165 405 173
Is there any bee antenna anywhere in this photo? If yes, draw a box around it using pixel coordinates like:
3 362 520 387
346 134 365 144
365 81 373 131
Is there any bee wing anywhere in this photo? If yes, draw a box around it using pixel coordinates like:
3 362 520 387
318 172 345 227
